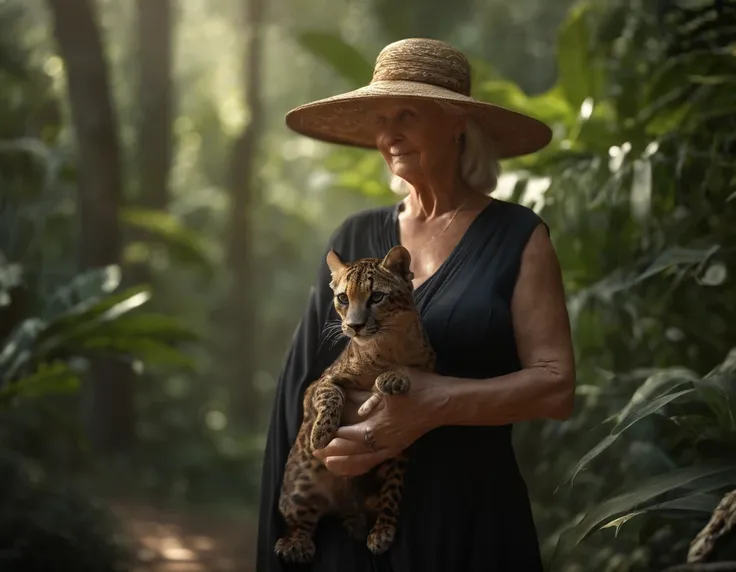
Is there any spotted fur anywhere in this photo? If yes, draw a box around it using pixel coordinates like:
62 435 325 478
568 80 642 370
275 245 436 563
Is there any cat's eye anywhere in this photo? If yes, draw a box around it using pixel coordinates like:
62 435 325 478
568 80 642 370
336 293 349 305
369 292 385 304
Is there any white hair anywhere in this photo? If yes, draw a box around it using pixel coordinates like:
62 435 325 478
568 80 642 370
389 101 502 196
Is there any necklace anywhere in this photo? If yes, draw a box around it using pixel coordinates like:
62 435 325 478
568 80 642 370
414 196 471 248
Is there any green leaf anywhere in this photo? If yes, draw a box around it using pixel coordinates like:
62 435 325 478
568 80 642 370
41 265 122 321
554 463 736 559
616 367 699 423
121 207 213 270
634 244 721 284
0 318 46 382
80 337 196 370
0 361 80 404
475 81 573 126
98 313 198 343
296 32 373 89
563 387 695 486
613 388 696 434
695 376 734 431
562 433 618 488
709 347 736 376
688 74 736 86
555 2 603 111
36 288 153 357
600 493 720 535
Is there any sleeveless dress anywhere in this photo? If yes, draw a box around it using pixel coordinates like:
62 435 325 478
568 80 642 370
256 199 546 571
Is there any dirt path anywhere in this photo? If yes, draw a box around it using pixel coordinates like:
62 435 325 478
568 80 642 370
109 500 256 572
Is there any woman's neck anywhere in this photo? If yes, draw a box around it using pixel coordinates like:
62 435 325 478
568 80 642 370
401 175 486 220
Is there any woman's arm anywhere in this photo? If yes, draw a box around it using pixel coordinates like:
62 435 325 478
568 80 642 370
432 222 576 426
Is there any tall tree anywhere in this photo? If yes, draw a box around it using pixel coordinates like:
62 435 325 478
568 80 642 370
132 0 174 249
220 0 266 425
46 0 134 453
125 0 175 291
136 0 172 212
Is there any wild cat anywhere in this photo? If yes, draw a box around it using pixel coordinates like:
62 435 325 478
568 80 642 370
275 245 435 563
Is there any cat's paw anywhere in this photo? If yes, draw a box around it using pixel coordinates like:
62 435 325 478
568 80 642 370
275 536 316 563
366 523 396 555
310 414 338 450
375 371 410 395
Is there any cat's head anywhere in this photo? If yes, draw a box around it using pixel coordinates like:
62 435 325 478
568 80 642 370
326 246 415 344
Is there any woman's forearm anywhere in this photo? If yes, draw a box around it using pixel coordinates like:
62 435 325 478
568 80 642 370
431 365 575 428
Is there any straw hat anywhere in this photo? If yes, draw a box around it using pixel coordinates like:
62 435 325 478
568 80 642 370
285 38 553 159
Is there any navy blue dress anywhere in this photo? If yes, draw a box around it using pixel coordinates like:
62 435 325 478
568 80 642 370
256 199 545 571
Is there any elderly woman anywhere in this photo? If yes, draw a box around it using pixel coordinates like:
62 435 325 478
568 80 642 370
257 38 575 571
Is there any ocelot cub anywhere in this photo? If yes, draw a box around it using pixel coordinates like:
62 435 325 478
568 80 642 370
275 245 436 563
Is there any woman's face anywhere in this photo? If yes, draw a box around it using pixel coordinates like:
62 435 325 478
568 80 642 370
371 99 465 187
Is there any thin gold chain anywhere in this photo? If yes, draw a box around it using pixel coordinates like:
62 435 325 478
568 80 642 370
417 196 470 248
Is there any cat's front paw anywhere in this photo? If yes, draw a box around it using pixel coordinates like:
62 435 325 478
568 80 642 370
275 535 316 563
310 414 338 450
366 523 396 555
375 371 410 395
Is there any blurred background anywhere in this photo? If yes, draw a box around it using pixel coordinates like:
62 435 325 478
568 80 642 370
1 0 735 570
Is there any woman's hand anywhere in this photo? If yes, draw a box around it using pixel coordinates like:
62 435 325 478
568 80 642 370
313 368 449 477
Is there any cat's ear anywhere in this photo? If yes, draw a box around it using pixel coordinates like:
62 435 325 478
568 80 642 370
381 246 413 282
326 249 348 277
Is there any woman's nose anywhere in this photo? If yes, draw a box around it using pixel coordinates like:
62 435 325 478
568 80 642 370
376 124 402 147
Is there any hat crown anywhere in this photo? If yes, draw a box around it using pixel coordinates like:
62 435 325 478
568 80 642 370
371 38 471 97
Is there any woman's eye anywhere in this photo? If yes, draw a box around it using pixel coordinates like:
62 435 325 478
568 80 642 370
399 109 414 122
337 293 349 305
370 292 385 303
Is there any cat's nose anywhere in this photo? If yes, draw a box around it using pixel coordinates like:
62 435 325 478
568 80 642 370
346 321 365 333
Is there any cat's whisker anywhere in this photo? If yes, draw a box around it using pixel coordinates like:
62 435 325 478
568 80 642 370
319 328 346 353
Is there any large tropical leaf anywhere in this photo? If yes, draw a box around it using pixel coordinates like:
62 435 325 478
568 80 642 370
121 207 214 270
563 368 697 486
295 32 373 89
79 337 196 370
600 493 721 536
552 463 736 568
0 361 80 404
40 265 123 322
616 367 700 423
633 244 721 284
0 318 46 383
0 264 196 385
555 1 605 111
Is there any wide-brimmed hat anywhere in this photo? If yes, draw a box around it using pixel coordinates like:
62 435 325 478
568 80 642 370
285 38 553 159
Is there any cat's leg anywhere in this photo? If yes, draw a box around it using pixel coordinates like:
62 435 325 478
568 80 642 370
276 463 329 563
310 379 346 450
375 369 411 395
366 455 407 555
358 370 410 416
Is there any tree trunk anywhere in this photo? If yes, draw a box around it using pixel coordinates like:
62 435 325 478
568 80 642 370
128 0 174 287
220 0 266 426
47 0 134 453
135 0 172 213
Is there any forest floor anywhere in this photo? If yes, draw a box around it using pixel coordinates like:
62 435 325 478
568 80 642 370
107 498 257 572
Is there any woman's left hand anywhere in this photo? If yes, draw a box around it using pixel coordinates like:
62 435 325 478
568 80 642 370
313 368 448 476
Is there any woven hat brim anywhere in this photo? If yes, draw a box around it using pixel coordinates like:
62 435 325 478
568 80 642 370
285 80 553 159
